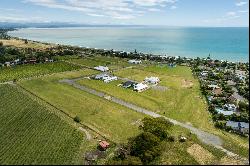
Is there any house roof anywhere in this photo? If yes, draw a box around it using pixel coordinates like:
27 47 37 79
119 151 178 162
226 121 249 129
212 88 223 95
123 81 135 87
230 92 245 101
215 108 235 116
99 141 109 148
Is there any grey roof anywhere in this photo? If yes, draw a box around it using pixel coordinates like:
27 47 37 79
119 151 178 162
215 108 234 116
232 92 245 101
226 121 249 129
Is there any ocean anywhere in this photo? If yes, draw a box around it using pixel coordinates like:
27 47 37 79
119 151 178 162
9 27 249 62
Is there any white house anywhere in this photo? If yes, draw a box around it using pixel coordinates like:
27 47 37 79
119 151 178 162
224 104 237 112
215 108 235 116
134 83 148 92
144 77 160 84
128 60 142 64
208 84 220 89
94 66 109 72
103 76 118 83
94 73 110 80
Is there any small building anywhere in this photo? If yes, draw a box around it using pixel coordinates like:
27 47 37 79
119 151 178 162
94 73 110 80
128 59 142 64
99 141 110 151
227 80 236 86
212 88 223 96
122 81 136 88
94 66 109 72
4 62 11 67
215 108 235 116
208 84 220 90
224 104 237 112
103 76 118 83
144 77 160 84
28 59 37 64
229 92 245 104
226 121 249 134
134 83 148 92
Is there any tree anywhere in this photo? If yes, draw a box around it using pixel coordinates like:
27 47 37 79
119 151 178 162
0 41 3 47
139 117 173 140
129 132 161 164
73 116 81 123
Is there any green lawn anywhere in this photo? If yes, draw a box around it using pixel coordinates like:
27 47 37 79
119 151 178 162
19 69 145 143
77 65 249 158
67 56 135 70
0 61 82 82
0 84 84 165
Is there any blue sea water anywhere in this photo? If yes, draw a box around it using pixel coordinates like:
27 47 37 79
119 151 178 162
9 27 249 62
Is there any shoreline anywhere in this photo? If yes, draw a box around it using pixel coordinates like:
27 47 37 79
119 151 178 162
6 28 249 64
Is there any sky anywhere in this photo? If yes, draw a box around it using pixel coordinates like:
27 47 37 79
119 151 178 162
0 0 249 27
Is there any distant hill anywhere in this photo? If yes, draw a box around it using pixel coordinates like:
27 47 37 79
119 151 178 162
0 22 145 28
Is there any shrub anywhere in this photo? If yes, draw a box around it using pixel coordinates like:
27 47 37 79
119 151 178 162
73 116 81 123
168 136 175 142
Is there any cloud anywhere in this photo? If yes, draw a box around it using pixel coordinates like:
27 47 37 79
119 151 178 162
170 5 177 9
238 10 248 13
23 0 178 19
235 1 248 6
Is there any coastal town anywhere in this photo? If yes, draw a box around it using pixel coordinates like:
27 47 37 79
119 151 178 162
1 28 249 136
0 28 249 165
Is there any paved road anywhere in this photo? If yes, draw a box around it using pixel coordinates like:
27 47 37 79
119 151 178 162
60 78 248 163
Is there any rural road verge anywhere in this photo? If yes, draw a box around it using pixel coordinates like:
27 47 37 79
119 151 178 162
60 78 249 163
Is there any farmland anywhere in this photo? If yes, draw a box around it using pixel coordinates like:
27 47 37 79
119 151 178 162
76 63 249 158
0 84 84 165
0 54 248 164
0 61 81 82
67 56 135 70
18 69 144 143
0 39 54 50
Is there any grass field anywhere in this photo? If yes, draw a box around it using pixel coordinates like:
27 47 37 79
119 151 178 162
0 61 82 82
77 65 249 158
67 56 136 70
18 69 145 143
0 84 84 165
0 39 53 49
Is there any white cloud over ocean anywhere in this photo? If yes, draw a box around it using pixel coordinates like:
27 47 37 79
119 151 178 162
23 0 178 19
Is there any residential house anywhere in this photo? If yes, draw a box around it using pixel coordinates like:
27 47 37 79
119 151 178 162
94 73 110 80
122 81 136 88
99 141 110 151
212 87 223 96
229 92 245 104
134 83 148 92
215 108 235 116
94 66 109 72
226 121 249 134
103 76 118 83
4 62 11 67
224 104 237 112
144 77 160 84
128 59 142 64
227 80 236 86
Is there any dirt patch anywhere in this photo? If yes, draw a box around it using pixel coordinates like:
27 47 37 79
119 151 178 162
187 144 214 165
218 156 246 165
182 79 194 88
